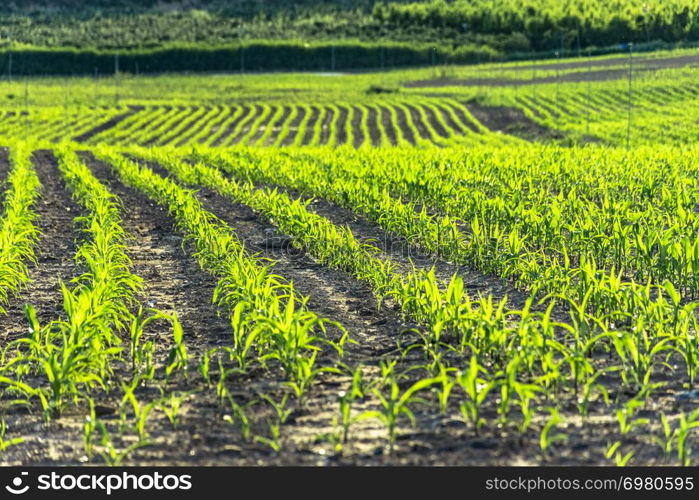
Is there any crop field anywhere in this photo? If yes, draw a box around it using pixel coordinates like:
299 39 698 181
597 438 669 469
17 99 491 148
1 50 699 467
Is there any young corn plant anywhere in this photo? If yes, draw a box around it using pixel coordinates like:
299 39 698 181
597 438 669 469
119 378 155 440
254 420 282 453
156 391 193 431
606 441 635 466
259 392 292 425
676 409 699 466
456 356 496 435
335 364 367 447
361 374 438 454
0 418 23 454
222 394 255 443
653 413 676 461
539 408 567 461
94 420 150 467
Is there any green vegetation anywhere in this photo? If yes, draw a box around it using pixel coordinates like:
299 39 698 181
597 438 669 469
373 0 699 51
0 1 698 74
0 144 40 313
1 24 699 466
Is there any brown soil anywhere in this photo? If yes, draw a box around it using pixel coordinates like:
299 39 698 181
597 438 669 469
263 106 292 146
175 106 225 147
160 106 213 147
366 106 382 147
73 107 141 143
307 196 530 309
83 153 231 359
281 106 306 146
2 153 236 465
19 151 79 328
211 105 251 146
0 153 88 465
300 106 320 146
421 105 449 138
0 149 80 366
434 104 464 135
0 147 9 187
318 106 334 146
502 52 699 74
108 158 426 464
174 159 692 467
379 106 398 146
247 106 278 145
230 104 264 145
1 150 693 466
404 104 433 142
465 101 564 141
142 107 191 146
351 106 364 148
335 106 348 146
444 102 481 133
393 105 416 144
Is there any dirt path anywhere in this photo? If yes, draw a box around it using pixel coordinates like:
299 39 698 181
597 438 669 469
406 53 699 88
501 52 699 73
465 101 563 141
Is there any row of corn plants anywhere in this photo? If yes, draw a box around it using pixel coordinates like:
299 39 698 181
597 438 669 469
0 144 41 314
92 148 343 399
0 146 166 419
137 147 699 462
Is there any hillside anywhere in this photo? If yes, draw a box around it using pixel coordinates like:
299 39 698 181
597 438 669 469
2 0 699 56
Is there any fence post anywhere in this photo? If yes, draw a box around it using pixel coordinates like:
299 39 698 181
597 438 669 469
626 42 633 151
